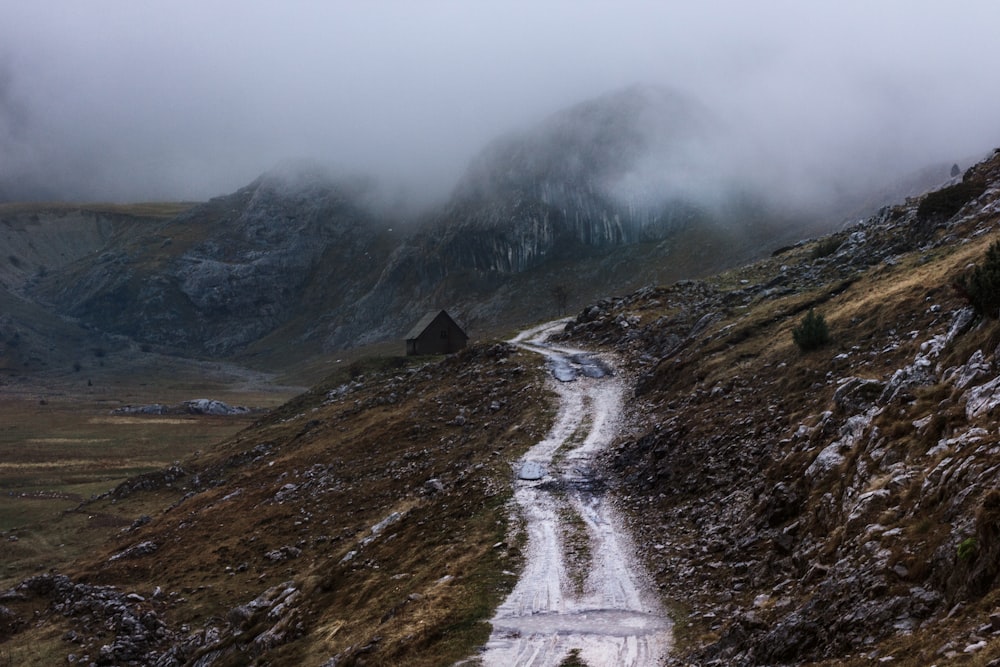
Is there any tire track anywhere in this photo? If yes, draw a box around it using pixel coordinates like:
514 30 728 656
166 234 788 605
473 321 671 666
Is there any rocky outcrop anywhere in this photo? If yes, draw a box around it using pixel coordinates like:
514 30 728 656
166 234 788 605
6 574 176 666
111 399 255 416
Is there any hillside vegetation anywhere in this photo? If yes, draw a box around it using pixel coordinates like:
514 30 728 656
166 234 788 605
0 345 552 665
559 148 1000 664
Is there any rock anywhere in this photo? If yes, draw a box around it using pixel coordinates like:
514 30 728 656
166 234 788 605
805 409 878 480
0 605 19 633
518 461 546 480
965 639 987 653
183 399 250 416
274 483 299 503
111 404 169 415
264 546 302 562
109 541 158 562
833 377 886 413
951 349 990 390
965 376 1000 420
759 482 802 526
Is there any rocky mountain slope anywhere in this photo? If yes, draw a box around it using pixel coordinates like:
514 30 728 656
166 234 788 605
557 147 1000 664
2 151 1000 665
0 203 190 373
28 171 393 357
9 86 849 368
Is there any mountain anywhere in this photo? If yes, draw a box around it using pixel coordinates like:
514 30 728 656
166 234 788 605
444 84 722 256
282 85 826 352
10 86 821 366
3 85 943 372
24 169 391 357
2 147 1000 665
0 203 193 375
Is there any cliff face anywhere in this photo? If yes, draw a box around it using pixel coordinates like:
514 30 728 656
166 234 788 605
417 84 744 275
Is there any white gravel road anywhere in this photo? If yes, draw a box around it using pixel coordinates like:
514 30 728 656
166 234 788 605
474 321 671 666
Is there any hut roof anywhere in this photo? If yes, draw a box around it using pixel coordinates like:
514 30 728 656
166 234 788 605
404 310 466 341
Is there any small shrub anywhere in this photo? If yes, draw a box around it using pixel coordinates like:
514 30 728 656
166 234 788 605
958 536 978 561
957 239 1000 318
792 309 831 352
810 237 842 260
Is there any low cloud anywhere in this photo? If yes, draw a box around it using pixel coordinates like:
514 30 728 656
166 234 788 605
1 1 998 207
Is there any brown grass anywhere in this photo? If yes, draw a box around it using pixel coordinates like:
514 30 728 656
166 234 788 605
0 384 279 589
0 343 553 665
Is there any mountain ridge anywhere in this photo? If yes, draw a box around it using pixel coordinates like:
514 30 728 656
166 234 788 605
6 85 855 368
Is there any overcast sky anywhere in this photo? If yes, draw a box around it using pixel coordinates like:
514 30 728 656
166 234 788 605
1 1 998 204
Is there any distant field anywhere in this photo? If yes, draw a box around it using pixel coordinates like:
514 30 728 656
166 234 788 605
0 385 293 587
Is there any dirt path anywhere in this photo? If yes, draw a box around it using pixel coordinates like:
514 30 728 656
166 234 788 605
476 322 671 666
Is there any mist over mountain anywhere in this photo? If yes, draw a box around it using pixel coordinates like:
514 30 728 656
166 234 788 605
3 3 1000 210
0 84 972 369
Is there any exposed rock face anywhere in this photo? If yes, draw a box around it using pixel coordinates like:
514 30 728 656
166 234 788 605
32 170 387 355
561 148 1000 664
435 85 723 272
392 85 787 281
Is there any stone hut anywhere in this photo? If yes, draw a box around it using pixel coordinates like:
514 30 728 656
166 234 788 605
404 310 468 356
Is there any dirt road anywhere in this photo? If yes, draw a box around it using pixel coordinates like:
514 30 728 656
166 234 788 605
476 321 671 666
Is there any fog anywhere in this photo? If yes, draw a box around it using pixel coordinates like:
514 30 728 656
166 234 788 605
1 1 998 207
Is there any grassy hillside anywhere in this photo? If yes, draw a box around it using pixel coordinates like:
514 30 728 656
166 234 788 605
0 344 553 665
558 149 1000 664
